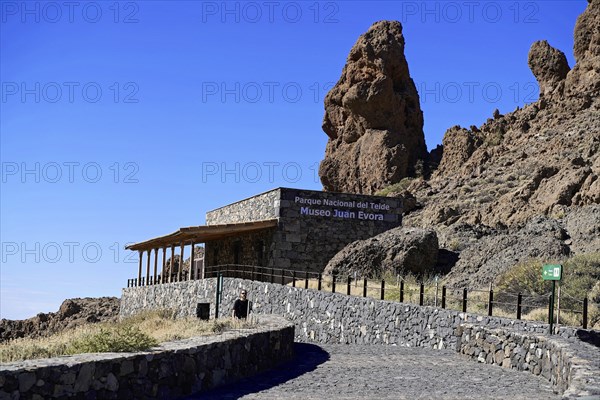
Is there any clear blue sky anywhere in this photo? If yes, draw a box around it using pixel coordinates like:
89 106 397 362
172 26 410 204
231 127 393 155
0 1 587 319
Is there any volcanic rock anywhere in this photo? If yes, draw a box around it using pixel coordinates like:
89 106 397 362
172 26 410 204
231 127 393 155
528 40 570 98
324 227 438 278
0 297 119 343
319 20 427 194
398 0 600 288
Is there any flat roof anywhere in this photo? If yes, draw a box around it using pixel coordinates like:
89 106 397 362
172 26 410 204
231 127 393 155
126 219 278 251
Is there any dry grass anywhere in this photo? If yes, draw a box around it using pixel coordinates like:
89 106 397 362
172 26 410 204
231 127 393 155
0 310 256 363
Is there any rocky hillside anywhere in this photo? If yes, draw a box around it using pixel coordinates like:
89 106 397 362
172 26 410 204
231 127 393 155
322 1 599 288
0 297 119 343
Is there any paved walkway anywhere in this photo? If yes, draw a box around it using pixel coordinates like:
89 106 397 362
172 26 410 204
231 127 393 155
187 343 559 399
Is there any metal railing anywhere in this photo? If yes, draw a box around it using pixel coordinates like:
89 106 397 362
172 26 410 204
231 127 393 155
127 264 591 329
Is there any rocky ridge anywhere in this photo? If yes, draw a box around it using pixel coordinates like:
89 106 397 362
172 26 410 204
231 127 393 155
324 1 600 288
0 297 119 343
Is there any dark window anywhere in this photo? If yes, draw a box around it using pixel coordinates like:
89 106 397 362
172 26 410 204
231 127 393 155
233 241 242 264
256 240 264 266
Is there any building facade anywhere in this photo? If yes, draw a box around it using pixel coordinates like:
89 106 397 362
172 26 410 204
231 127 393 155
204 187 402 273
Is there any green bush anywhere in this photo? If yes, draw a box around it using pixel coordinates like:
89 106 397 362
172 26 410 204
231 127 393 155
495 253 600 325
375 178 413 197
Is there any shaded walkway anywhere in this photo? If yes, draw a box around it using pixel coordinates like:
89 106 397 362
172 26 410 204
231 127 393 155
186 343 559 400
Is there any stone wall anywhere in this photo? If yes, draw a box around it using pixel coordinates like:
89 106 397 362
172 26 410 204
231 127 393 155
204 228 276 267
271 188 402 273
456 324 600 399
206 189 280 225
121 279 600 397
0 315 294 400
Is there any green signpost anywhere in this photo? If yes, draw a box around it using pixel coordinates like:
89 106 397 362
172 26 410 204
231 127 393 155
542 264 562 334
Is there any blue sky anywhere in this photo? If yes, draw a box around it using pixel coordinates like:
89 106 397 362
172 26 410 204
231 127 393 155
0 1 587 319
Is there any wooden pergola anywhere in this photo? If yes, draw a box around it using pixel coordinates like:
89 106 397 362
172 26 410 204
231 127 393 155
126 219 278 286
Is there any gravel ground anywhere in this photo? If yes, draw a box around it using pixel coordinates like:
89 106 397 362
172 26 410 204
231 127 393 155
186 342 559 400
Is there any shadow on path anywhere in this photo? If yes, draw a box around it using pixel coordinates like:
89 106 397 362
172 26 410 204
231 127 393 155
183 343 330 400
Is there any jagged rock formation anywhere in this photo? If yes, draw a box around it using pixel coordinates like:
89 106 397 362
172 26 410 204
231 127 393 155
319 20 427 194
528 40 570 98
0 297 119 343
401 0 600 287
324 227 439 278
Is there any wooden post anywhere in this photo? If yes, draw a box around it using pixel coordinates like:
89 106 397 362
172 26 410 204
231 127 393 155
146 250 151 286
153 248 158 285
517 292 522 320
189 242 195 280
162 248 167 284
170 245 175 282
441 286 446 309
179 242 184 281
137 251 143 287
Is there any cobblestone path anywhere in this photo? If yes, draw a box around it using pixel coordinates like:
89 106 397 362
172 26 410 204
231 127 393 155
187 343 559 399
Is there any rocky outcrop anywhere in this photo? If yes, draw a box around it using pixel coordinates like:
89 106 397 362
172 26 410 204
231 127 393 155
319 20 427 194
528 40 570 98
398 0 600 288
0 297 119 343
442 217 571 288
323 227 438 277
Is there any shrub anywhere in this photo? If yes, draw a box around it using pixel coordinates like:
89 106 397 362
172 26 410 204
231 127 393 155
67 325 157 354
375 178 413 196
495 253 600 327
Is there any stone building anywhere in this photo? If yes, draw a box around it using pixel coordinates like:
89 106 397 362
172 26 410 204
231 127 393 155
126 188 402 284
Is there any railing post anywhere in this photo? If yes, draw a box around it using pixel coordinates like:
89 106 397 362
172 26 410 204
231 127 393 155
281 268 285 285
517 292 522 320
347 276 351 296
583 297 588 329
441 286 446 309
380 280 385 300
292 270 296 287
318 273 322 291
251 265 256 281
332 274 336 293
488 289 494 317
363 278 367 298
400 281 404 302
270 268 275 284
462 288 468 313
419 283 424 306
305 270 309 289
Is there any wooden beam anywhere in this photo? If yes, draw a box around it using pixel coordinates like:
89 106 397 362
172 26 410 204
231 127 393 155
178 242 184 282
189 242 195 281
170 245 175 283
162 247 167 284
138 251 142 287
153 248 158 285
146 249 151 286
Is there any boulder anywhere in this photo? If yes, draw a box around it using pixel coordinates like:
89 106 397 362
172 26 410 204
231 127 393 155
324 227 439 278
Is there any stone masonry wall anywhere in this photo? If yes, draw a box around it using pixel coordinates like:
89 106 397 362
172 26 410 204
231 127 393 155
272 188 402 273
204 228 276 267
204 188 402 274
456 324 600 399
0 315 294 400
121 279 600 397
205 189 280 225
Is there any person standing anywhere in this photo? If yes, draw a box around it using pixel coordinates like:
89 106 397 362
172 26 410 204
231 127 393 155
232 289 251 319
